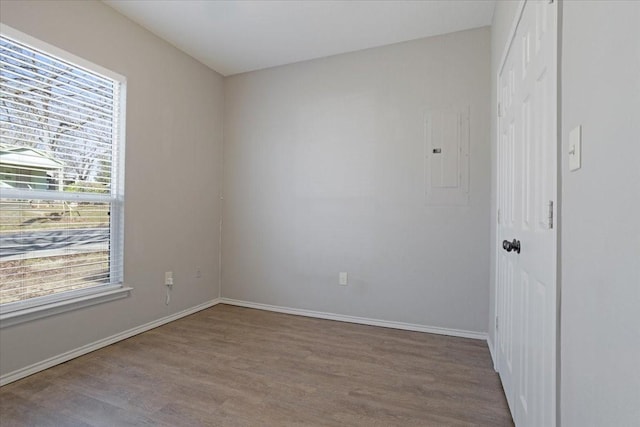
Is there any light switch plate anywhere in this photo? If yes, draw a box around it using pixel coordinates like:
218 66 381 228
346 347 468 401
569 126 582 171
339 272 348 286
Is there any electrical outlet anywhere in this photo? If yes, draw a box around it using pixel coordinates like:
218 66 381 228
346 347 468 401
196 268 202 279
165 271 174 286
339 272 348 286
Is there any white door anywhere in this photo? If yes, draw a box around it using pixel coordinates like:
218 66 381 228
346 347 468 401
496 1 557 426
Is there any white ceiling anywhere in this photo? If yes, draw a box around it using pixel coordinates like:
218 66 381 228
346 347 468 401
104 0 495 76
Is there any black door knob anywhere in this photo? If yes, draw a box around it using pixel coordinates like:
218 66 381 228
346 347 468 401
502 239 521 254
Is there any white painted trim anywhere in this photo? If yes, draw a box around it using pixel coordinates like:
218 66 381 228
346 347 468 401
0 286 133 329
487 337 497 371
220 298 487 341
0 298 221 386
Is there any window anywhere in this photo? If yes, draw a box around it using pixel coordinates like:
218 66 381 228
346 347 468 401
0 25 129 326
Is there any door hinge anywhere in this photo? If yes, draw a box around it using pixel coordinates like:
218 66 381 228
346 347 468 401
497 208 501 224
495 316 499 331
548 201 554 229
498 102 503 118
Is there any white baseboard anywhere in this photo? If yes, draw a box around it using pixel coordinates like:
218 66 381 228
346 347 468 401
487 337 497 371
2 298 489 386
220 298 487 340
0 298 221 386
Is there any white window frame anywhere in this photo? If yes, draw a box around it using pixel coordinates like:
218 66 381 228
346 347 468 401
0 24 131 328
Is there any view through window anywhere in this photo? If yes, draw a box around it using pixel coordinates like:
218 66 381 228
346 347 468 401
0 31 125 308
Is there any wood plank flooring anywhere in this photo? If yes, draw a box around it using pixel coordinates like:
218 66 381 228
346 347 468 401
0 304 513 426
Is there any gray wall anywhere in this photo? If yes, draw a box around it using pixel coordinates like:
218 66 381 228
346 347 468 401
0 0 224 377
222 28 491 333
560 1 640 425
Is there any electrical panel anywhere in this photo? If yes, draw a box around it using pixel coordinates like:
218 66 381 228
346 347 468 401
425 106 470 206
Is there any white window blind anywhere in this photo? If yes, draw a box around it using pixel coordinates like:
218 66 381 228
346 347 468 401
0 30 125 309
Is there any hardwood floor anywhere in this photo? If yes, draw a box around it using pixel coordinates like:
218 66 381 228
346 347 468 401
0 304 513 426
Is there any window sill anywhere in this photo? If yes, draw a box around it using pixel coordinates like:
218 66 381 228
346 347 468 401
0 286 132 329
